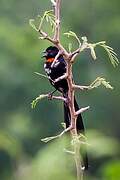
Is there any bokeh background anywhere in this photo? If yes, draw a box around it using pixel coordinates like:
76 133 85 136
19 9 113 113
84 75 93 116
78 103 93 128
0 0 120 179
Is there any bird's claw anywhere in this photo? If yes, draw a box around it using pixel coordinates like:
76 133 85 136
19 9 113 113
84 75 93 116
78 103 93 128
65 97 70 105
48 89 57 100
48 92 53 100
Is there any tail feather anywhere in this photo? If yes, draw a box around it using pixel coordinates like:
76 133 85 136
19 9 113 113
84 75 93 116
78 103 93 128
63 95 88 170
74 97 85 132
63 102 71 128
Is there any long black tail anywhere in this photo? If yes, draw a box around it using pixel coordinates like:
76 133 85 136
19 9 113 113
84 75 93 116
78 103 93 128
64 96 88 170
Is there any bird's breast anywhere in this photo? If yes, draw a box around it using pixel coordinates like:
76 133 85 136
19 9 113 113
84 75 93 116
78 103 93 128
44 60 66 80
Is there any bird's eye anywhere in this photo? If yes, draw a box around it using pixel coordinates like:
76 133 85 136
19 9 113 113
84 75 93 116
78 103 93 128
48 50 52 53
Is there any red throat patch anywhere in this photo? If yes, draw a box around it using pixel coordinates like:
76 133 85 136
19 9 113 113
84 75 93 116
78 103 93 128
46 58 55 63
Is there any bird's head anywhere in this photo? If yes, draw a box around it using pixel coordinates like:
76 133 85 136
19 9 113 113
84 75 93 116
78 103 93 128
43 46 59 60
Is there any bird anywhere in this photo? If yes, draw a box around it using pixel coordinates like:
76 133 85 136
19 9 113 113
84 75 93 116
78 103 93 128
42 46 88 170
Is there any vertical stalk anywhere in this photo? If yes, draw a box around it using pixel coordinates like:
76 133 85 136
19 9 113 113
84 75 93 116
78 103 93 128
37 0 85 179
54 0 61 42
54 1 84 176
74 140 83 180
66 60 83 179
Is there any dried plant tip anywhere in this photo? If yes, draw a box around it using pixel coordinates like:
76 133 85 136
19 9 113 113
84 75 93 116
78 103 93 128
88 44 97 60
81 36 88 42
51 0 56 6
61 122 66 129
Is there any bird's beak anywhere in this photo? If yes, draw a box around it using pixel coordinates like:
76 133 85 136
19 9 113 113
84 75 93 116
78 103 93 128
42 51 47 58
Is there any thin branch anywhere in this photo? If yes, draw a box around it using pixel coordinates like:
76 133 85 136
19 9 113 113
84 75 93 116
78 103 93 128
35 72 55 83
53 0 61 42
74 142 83 180
70 40 88 60
51 95 67 102
51 50 61 68
75 106 90 116
38 30 56 43
73 84 90 90
38 29 69 59
31 93 67 109
64 148 75 155
65 51 84 179
46 94 67 102
41 125 73 143
54 73 68 83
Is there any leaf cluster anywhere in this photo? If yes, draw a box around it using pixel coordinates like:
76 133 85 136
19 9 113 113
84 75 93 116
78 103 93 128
64 31 119 67
89 77 114 90
29 10 55 33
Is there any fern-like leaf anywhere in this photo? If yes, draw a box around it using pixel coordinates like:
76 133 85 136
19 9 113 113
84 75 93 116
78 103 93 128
64 31 81 48
94 41 119 67
89 77 113 90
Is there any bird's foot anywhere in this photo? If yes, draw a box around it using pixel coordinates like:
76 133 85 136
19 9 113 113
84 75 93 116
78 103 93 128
48 89 57 100
66 96 70 105
48 92 53 100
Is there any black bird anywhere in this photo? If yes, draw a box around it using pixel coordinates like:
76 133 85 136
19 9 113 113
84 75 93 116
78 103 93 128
43 46 88 170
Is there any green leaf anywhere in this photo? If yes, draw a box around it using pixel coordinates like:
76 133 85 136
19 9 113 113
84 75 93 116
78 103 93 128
61 122 66 129
68 43 72 52
29 19 38 31
89 77 114 90
81 36 88 42
30 10 55 32
64 31 81 47
102 80 114 89
88 44 97 60
94 41 119 67
31 99 38 109
31 94 47 109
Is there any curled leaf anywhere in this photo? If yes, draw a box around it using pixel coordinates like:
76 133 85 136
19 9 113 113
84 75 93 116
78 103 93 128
31 94 47 109
31 99 38 109
88 44 97 60
81 36 88 42
61 122 66 129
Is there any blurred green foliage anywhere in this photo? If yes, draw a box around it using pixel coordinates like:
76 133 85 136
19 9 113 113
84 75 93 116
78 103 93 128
0 0 120 179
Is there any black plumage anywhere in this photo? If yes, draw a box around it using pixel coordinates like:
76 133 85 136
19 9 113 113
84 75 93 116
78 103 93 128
43 46 88 170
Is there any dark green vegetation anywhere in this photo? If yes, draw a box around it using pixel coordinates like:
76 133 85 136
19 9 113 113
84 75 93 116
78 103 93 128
0 0 120 179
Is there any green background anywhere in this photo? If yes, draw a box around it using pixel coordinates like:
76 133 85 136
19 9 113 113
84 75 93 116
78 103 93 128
0 0 120 179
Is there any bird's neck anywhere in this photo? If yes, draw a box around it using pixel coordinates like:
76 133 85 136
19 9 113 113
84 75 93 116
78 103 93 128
46 57 55 63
